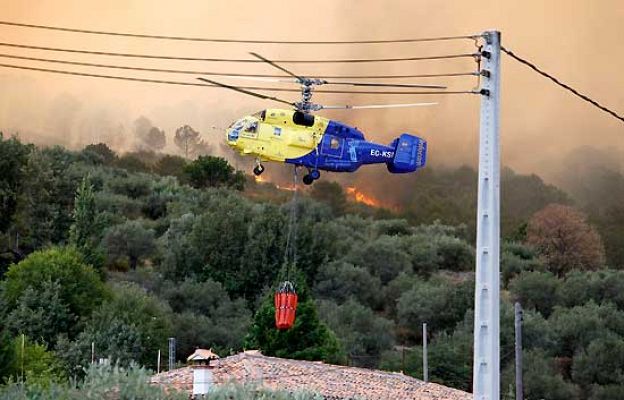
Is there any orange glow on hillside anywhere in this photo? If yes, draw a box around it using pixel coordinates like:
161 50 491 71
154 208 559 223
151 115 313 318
346 186 382 208
254 175 266 183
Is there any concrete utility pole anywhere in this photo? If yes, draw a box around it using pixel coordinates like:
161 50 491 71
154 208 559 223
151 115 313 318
423 322 428 382
515 302 524 400
472 30 502 400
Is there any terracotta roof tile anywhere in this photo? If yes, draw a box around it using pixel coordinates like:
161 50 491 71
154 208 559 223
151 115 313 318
151 351 472 400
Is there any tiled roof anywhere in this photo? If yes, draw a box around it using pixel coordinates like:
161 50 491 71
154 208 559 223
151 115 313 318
151 351 472 400
187 348 220 361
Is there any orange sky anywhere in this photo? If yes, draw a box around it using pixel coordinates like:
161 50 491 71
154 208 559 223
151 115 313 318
0 0 622 183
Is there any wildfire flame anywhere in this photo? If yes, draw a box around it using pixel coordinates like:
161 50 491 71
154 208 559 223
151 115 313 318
254 175 266 183
276 184 296 191
346 186 382 208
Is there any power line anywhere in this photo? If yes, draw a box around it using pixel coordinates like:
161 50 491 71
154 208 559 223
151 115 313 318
0 42 479 64
501 46 624 124
0 53 478 80
0 20 481 44
0 63 479 95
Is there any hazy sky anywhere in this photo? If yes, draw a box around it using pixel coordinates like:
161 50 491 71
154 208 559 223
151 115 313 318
0 0 622 183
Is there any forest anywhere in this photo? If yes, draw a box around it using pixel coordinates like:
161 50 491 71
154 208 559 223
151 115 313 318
1 131 624 400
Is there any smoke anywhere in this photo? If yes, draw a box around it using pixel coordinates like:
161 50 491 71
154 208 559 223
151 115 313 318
0 0 622 193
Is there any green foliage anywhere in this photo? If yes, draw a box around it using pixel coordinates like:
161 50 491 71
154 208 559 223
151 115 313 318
114 154 151 173
69 175 105 271
313 261 383 309
81 143 117 165
549 302 624 358
309 181 347 215
0 133 33 232
0 364 188 399
107 173 153 199
160 278 251 356
397 276 473 342
102 220 156 269
153 154 187 181
60 283 172 371
184 155 245 190
346 235 411 284
245 272 346 365
0 329 16 382
5 280 73 348
2 247 107 323
509 271 560 317
519 349 580 400
12 336 66 385
317 298 394 368
501 242 543 287
572 334 624 388
557 269 624 309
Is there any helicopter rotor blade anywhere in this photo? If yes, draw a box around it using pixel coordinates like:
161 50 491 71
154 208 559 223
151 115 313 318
324 81 447 89
207 75 447 89
249 52 304 82
197 77 294 106
320 102 438 110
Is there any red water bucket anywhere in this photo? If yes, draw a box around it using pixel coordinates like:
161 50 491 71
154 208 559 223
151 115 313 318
275 281 298 330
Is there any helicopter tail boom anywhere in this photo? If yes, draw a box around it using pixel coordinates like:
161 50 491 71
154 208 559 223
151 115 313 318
386 134 427 173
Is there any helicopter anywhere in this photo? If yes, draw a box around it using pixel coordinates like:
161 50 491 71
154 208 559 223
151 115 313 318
199 53 442 185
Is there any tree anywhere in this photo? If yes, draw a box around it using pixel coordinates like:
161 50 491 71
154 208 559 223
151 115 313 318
313 261 383 309
133 116 166 152
317 299 394 368
13 336 66 384
69 175 104 271
346 235 412 284
174 125 209 159
0 133 32 232
159 278 251 357
0 329 16 383
526 204 606 276
144 127 166 151
397 277 473 342
2 247 107 323
549 302 624 359
101 221 156 269
309 181 347 215
509 271 559 317
501 242 544 287
82 143 117 165
502 349 580 400
572 335 624 389
60 283 172 370
5 280 74 348
245 271 346 365
184 155 245 190
154 155 187 181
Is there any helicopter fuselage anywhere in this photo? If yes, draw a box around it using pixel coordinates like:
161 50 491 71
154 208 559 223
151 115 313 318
226 108 427 178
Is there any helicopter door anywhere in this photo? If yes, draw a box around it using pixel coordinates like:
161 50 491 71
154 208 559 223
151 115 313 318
321 135 344 158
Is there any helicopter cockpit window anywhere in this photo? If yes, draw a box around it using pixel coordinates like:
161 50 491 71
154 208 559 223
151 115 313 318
228 119 245 141
244 121 258 133
252 110 266 121
330 137 340 149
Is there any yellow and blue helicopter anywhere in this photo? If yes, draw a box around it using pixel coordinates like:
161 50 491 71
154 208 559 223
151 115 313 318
199 53 441 185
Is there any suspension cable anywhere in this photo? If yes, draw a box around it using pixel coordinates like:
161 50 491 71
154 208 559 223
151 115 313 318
0 42 479 64
0 53 480 80
0 20 481 44
502 46 624 124
0 63 479 95
282 167 299 277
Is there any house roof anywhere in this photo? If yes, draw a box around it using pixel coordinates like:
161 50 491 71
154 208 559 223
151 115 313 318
186 348 220 362
151 351 472 400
